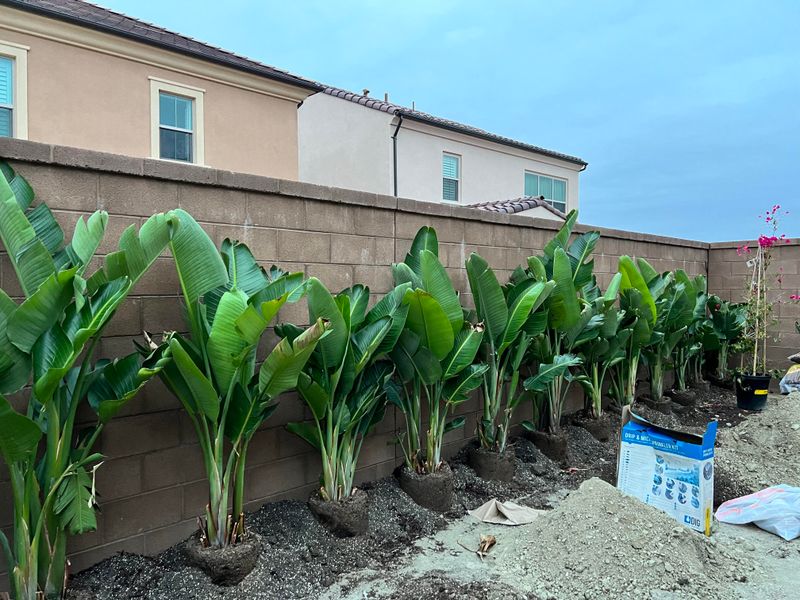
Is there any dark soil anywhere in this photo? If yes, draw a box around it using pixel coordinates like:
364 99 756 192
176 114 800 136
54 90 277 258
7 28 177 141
524 430 568 462
308 488 369 537
66 384 743 600
397 463 455 513
467 446 515 482
183 532 261 586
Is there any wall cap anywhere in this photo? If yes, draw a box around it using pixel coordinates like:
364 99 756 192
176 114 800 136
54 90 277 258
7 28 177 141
0 137 712 249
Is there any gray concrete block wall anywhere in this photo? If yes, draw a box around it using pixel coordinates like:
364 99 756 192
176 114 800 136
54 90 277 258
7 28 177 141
0 138 712 586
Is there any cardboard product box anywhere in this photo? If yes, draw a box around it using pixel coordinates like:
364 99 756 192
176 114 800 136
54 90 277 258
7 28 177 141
616 407 718 535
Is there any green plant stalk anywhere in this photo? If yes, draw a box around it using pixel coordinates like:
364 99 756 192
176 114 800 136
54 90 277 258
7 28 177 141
621 336 641 406
649 356 665 400
674 346 689 391
716 342 730 380
589 362 603 418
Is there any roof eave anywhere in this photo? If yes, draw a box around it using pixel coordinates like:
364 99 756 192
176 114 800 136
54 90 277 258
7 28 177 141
1 0 324 93
399 112 587 167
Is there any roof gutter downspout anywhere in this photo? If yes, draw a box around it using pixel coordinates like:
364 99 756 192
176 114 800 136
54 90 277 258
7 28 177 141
391 114 404 197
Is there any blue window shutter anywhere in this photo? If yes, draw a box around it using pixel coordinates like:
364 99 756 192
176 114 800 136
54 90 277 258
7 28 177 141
524 172 538 196
0 56 12 106
442 154 459 179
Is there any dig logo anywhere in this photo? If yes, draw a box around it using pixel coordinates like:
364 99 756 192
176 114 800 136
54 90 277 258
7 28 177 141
684 515 701 528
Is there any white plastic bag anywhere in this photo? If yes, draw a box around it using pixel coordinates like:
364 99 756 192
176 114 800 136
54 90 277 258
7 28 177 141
715 485 800 541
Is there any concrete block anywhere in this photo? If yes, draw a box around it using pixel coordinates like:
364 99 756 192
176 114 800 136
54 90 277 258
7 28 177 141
16 164 99 212
102 487 183 542
1 137 53 162
144 518 197 555
143 159 217 185
178 184 247 225
305 201 355 234
100 412 181 458
305 263 354 293
277 230 331 263
142 444 206 491
247 193 306 229
95 455 144 502
98 173 178 217
53 146 144 175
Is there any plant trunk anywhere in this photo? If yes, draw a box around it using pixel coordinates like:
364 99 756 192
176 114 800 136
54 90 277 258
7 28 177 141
716 342 729 380
650 358 664 400
590 363 602 418
623 354 639 405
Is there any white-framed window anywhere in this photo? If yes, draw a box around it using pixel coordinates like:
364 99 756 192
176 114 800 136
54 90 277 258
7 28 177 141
149 77 204 165
442 153 460 202
524 171 567 213
0 41 29 140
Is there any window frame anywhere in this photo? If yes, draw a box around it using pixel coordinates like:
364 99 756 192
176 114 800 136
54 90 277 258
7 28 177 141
149 77 205 165
0 40 29 140
442 152 461 203
524 170 568 213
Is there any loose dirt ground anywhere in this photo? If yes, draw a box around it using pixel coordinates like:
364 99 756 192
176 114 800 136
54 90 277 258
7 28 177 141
67 389 800 599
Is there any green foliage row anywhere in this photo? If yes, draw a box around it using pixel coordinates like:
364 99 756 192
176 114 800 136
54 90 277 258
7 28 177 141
0 166 745 598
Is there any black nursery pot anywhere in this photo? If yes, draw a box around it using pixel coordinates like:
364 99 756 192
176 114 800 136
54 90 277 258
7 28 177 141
735 374 770 411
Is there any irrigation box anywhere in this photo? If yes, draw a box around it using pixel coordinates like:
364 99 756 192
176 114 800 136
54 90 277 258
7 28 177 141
617 407 718 535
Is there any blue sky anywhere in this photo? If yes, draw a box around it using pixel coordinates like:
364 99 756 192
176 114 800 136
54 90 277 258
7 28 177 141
103 0 799 241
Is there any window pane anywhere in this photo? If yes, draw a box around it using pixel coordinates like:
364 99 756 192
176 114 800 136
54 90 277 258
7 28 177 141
160 93 193 130
524 172 538 196
442 154 459 179
552 179 566 202
0 56 12 106
550 200 566 213
160 128 193 162
0 107 11 137
539 176 553 200
159 93 176 128
443 178 458 202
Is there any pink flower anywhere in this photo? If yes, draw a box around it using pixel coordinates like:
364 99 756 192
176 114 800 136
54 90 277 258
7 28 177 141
790 294 800 301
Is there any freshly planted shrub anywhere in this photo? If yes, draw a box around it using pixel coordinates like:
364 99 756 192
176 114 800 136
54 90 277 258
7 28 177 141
145 213 329 549
706 294 747 380
281 278 408 502
670 272 710 390
466 252 553 452
520 211 604 434
389 227 486 474
0 164 174 599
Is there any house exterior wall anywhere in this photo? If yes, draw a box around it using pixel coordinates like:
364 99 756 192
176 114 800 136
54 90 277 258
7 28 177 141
298 92 394 195
0 138 707 590
0 6 312 179
395 119 582 210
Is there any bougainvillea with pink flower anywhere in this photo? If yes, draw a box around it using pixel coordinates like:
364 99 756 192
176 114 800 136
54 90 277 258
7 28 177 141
735 204 793 376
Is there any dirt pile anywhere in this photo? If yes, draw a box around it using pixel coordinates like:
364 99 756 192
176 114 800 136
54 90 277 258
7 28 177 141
523 478 757 600
715 393 800 504
370 571 537 600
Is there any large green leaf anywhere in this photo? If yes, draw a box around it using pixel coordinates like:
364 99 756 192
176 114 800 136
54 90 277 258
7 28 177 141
8 267 77 353
499 280 554 353
340 284 370 330
441 323 484 378
548 248 580 331
0 162 34 210
259 318 330 398
618 256 656 324
543 210 578 257
419 250 463 335
54 468 97 535
207 288 249 393
169 209 228 305
403 226 439 273
286 421 322 450
567 231 599 282
67 211 108 273
296 372 331 421
0 394 41 463
0 290 30 393
366 283 411 354
403 288 454 360
443 363 489 404
466 252 508 345
0 174 55 296
524 354 582 392
351 316 392 374
169 337 220 422
307 278 348 369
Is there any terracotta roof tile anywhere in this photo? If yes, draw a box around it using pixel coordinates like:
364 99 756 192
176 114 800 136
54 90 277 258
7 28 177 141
468 196 567 218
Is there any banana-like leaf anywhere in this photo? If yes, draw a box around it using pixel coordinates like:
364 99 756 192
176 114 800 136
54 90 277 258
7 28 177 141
636 257 660 285
392 262 422 289
543 210 578 258
8 267 77 353
0 394 41 463
259 317 331 398
567 231 600 281
286 421 322 450
548 247 580 331
365 283 411 354
169 337 220 422
441 323 484 378
403 288 454 360
526 256 547 282
0 290 30 393
0 162 34 210
340 284 370 330
524 354 582 392
499 280 554 353
207 288 250 393
0 170 55 296
466 252 508 345
443 416 466 433
443 363 489 404
618 256 656 324
169 209 228 305
351 316 392 374
307 278 348 369
403 226 439 273
54 467 97 535
68 212 108 274
420 250 463 335
27 203 65 255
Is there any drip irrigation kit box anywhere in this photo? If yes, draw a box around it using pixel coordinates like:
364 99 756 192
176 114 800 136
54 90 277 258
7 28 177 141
616 407 718 535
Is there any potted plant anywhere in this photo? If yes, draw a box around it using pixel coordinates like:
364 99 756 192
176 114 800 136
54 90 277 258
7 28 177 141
705 295 747 386
281 278 409 535
0 164 175 599
666 272 709 406
517 212 604 460
733 204 791 410
465 252 553 480
388 227 486 511
145 213 330 585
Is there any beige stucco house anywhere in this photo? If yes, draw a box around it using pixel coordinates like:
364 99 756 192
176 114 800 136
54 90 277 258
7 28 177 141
0 0 321 179
298 88 587 214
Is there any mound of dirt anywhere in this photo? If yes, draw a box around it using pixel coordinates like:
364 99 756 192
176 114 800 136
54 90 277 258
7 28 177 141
524 478 757 600
367 571 537 600
714 393 800 505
